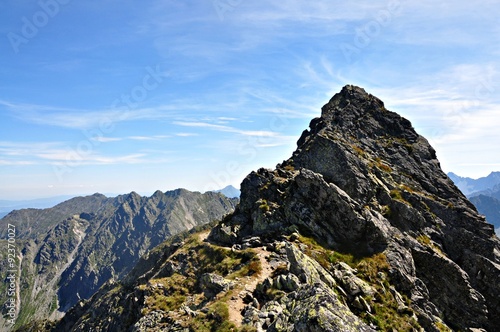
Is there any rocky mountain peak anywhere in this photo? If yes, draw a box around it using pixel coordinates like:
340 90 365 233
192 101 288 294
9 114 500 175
299 85 417 150
321 85 385 119
207 85 500 330
38 86 500 332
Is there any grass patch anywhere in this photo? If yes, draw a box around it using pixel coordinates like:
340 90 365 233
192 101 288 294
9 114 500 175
141 274 190 314
197 243 256 278
435 321 453 332
416 234 431 246
390 189 403 201
399 184 414 193
351 144 367 157
258 199 270 212
356 255 419 331
190 299 240 332
371 158 392 173
394 137 414 153
378 163 393 173
416 235 445 257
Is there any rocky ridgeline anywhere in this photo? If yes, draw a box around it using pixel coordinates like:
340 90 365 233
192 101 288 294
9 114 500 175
210 86 500 330
1 190 237 330
32 86 500 332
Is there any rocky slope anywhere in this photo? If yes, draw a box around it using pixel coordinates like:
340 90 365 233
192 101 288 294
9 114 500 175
0 190 237 330
31 85 500 332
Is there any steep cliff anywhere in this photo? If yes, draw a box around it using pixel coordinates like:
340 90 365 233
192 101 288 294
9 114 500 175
33 85 500 332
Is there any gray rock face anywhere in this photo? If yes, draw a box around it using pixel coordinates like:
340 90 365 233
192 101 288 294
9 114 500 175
210 85 500 331
199 273 235 299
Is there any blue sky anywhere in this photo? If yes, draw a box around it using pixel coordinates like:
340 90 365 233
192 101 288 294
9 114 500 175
1 0 499 200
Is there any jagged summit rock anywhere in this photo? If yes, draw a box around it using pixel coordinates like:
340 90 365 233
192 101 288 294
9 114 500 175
209 84 500 330
38 85 500 332
321 85 387 119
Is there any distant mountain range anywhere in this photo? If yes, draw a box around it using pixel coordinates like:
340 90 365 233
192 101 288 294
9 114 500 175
0 189 237 329
0 196 75 219
448 171 500 196
448 172 500 235
214 185 240 198
0 187 241 220
469 195 500 231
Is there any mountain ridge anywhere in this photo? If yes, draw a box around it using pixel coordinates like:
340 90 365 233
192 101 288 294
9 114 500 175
1 189 238 330
448 171 500 196
0 196 75 219
16 85 500 331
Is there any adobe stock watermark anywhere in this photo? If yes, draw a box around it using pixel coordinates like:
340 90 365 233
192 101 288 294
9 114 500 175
53 64 165 182
339 0 402 63
204 110 290 192
213 0 244 21
7 0 72 54
3 224 18 326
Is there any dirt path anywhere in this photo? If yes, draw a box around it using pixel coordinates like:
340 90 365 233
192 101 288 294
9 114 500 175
228 247 274 327
198 230 276 326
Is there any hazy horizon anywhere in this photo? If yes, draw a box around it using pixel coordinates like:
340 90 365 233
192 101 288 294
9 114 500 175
1 1 499 201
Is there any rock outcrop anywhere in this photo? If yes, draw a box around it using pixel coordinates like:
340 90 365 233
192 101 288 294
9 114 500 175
37 85 500 332
209 85 500 331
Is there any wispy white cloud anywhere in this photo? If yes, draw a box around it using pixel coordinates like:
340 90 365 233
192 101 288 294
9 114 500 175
173 121 279 137
92 137 123 143
0 160 36 166
175 133 199 137
47 153 148 166
128 135 170 141
93 135 170 143
0 100 189 129
0 140 166 167
234 1 379 25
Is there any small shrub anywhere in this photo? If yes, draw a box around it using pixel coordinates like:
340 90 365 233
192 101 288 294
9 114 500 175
248 259 262 276
435 321 453 332
272 262 289 277
416 235 431 246
390 189 403 201
399 184 414 193
258 199 270 212
378 163 393 173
